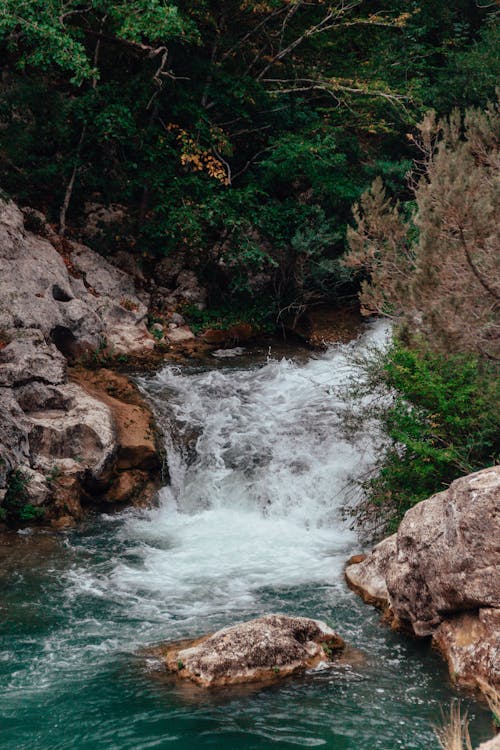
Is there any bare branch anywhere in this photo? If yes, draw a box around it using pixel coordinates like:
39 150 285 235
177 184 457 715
256 1 363 81
262 76 408 109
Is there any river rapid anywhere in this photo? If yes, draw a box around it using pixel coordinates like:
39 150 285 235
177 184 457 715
1 322 492 749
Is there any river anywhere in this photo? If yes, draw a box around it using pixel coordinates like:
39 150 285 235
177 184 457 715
0 322 491 749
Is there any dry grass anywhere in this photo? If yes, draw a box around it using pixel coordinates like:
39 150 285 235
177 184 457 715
434 703 473 750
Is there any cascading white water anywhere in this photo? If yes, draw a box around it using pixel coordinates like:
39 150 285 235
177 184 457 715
102 320 390 629
4 319 492 750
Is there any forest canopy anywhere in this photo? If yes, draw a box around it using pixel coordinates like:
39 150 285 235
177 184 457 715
0 0 498 316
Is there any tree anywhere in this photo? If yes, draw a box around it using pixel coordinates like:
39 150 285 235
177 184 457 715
0 1 497 318
345 98 500 359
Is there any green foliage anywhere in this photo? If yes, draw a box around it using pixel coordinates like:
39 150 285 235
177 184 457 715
183 301 275 334
47 464 62 486
3 469 46 524
363 344 499 529
0 0 497 314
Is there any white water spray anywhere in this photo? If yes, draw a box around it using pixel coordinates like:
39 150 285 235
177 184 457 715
103 320 390 627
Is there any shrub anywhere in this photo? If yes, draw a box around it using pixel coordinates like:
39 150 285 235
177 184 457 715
3 469 45 523
344 341 499 531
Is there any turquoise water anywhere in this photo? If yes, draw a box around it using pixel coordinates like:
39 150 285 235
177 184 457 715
0 327 492 749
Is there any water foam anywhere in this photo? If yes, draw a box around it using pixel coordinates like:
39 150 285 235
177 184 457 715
98 319 391 623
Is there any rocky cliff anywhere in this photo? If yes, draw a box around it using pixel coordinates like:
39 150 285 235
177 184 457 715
0 199 161 526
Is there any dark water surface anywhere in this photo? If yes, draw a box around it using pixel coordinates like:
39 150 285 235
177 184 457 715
0 325 492 749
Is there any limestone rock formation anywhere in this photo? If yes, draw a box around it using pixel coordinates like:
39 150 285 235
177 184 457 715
386 467 500 637
345 466 500 687
433 609 500 689
0 199 160 523
0 200 154 357
154 614 345 687
345 536 396 611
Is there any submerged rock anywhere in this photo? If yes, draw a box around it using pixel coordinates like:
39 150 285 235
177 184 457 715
154 614 345 687
345 466 500 688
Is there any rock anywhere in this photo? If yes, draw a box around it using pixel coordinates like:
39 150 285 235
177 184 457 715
71 368 159 471
0 202 78 337
477 736 500 750
68 242 153 354
15 381 70 412
21 467 50 507
0 335 67 387
201 328 228 345
27 382 115 478
345 466 500 688
346 554 367 566
106 470 150 504
227 322 254 342
82 201 127 240
345 535 396 611
155 254 186 287
105 323 155 354
433 609 500 688
0 389 31 489
386 467 500 637
0 198 153 358
50 515 75 530
173 270 207 307
202 323 255 346
155 614 345 687
111 250 147 285
165 326 195 344
169 312 185 326
47 473 83 520
0 198 161 527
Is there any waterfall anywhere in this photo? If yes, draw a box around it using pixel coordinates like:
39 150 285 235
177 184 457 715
101 320 390 628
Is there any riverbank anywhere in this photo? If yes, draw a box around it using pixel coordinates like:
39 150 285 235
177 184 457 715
1 328 495 749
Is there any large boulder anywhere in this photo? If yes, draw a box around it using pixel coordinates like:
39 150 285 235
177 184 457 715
433 609 500 689
345 466 500 687
153 614 345 687
386 467 500 637
71 368 160 474
0 334 67 387
0 389 31 492
26 382 115 478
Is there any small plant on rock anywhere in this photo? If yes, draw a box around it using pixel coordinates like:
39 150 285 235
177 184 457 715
3 469 45 523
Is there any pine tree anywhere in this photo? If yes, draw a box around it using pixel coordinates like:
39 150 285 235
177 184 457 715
345 98 500 359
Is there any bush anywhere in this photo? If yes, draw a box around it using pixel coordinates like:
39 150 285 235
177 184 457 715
345 342 499 531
